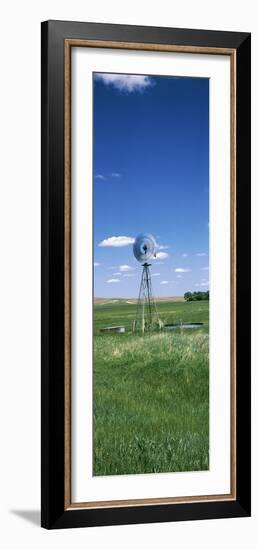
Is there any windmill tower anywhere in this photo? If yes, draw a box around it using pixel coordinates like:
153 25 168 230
132 234 163 333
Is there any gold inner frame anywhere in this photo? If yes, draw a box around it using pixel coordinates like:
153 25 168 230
64 39 237 510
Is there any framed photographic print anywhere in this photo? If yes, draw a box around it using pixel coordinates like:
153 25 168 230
41 20 251 529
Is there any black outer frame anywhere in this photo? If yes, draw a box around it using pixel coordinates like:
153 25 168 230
41 20 251 529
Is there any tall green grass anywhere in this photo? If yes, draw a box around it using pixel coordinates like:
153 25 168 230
93 301 209 476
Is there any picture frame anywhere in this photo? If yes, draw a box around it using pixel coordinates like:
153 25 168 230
41 20 251 529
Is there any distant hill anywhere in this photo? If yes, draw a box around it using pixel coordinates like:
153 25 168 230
94 296 184 305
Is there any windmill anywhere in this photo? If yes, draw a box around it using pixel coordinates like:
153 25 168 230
132 234 163 333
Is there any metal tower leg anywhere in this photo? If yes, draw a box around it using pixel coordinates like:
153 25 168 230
132 263 163 333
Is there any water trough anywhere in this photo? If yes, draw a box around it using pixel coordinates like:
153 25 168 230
100 326 125 334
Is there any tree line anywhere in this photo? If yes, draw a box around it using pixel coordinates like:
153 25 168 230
184 291 209 302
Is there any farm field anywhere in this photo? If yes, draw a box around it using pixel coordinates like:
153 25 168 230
93 299 209 476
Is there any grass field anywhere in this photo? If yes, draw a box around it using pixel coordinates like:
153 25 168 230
93 299 209 476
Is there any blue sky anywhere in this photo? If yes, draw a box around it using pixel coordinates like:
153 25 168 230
93 72 209 298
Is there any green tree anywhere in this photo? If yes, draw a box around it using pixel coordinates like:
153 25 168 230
184 291 209 302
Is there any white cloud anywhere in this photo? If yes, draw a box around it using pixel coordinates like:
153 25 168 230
154 252 169 260
152 273 160 277
107 279 120 283
94 262 101 267
195 281 209 287
123 273 135 278
120 264 135 272
201 266 209 271
177 275 182 279
95 172 122 180
175 268 191 273
196 252 207 257
113 272 121 276
160 281 169 285
99 236 135 247
154 261 164 265
182 253 188 257
158 245 169 250
95 73 153 93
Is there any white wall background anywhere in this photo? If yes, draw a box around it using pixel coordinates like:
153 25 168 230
0 0 255 547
